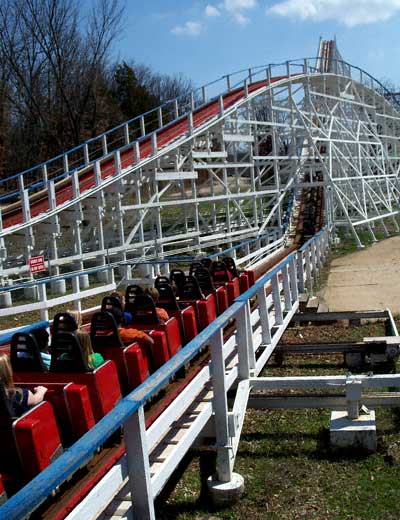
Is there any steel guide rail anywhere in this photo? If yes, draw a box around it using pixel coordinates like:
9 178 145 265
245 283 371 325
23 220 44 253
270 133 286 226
0 228 329 520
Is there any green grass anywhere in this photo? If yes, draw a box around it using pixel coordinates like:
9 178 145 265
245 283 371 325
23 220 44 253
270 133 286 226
156 346 400 520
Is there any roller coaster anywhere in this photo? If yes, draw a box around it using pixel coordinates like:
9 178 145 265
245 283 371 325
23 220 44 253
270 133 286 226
0 38 399 519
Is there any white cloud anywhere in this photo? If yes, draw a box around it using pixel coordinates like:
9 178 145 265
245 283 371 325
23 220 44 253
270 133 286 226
267 0 400 26
224 0 257 9
222 0 257 23
205 4 221 16
171 20 202 36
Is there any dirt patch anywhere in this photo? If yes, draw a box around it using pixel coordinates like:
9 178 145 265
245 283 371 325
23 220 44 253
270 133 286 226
319 236 400 313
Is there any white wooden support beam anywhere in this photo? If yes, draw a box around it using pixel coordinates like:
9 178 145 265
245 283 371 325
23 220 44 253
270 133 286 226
289 255 299 304
235 304 251 380
305 246 313 293
42 164 48 184
121 124 129 146
134 142 140 164
346 379 362 420
124 406 155 520
310 241 318 279
140 116 146 137
282 264 292 311
188 112 194 135
219 95 224 115
72 276 81 312
94 161 101 186
158 107 163 128
151 133 158 156
244 79 249 98
210 329 233 483
63 154 69 173
48 181 57 210
22 189 31 222
114 150 122 176
71 171 80 198
102 134 108 155
271 273 283 325
83 143 89 165
257 286 272 345
38 283 48 323
174 99 179 119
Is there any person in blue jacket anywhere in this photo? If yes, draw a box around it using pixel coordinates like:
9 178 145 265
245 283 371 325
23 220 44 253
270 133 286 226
0 353 47 416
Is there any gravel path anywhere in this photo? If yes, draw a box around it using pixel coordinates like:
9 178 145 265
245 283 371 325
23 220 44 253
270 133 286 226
319 236 400 314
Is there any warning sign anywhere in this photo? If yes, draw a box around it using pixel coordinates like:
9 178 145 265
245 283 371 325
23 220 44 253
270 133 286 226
29 255 46 274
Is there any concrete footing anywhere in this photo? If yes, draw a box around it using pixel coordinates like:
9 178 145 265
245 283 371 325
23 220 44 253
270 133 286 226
330 410 377 452
207 473 244 507
51 279 66 295
79 274 90 289
0 291 12 308
24 286 38 300
97 270 110 283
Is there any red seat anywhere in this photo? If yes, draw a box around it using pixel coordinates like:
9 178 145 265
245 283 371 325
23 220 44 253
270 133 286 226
239 272 250 293
91 311 150 393
14 381 95 442
178 275 217 330
12 332 121 423
0 381 63 484
156 282 198 342
129 294 182 358
13 401 63 480
191 265 229 315
245 269 256 286
64 383 95 439
211 261 240 305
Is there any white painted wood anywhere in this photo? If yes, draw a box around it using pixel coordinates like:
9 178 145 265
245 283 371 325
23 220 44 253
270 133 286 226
124 407 155 520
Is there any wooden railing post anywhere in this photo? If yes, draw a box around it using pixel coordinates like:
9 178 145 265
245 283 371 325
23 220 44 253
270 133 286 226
124 406 155 520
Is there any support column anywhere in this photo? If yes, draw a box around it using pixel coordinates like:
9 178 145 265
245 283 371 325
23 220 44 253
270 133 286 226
207 329 244 506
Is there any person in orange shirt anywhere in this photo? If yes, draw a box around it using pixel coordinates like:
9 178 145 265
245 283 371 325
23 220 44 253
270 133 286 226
145 287 169 324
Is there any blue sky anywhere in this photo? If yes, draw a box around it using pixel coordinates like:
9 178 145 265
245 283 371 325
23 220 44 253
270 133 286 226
115 1 400 88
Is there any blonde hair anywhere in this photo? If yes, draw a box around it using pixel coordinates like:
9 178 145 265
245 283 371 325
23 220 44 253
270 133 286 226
76 330 93 366
66 310 82 329
0 353 15 392
145 287 159 303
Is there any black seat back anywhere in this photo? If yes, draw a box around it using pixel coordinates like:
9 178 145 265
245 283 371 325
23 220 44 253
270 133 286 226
50 332 91 373
101 296 123 319
169 270 186 294
125 285 144 314
189 262 203 276
130 294 160 325
156 283 180 311
180 275 204 300
200 258 212 269
211 261 231 283
223 257 239 278
91 311 123 349
10 332 46 372
155 276 170 289
52 312 78 335
192 266 215 293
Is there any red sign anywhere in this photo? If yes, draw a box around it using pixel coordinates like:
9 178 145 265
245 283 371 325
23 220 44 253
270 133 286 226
29 255 46 274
